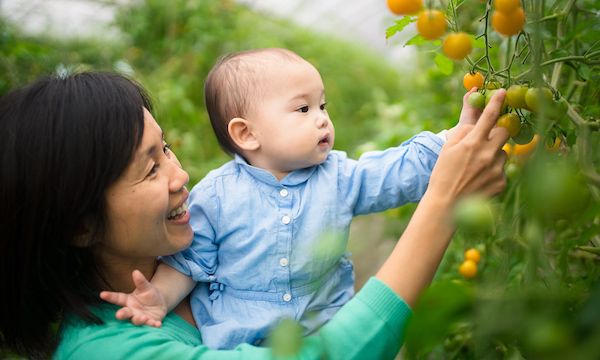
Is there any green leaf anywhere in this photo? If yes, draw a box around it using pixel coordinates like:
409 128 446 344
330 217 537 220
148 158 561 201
405 280 472 357
577 64 592 80
405 34 432 46
434 53 454 75
386 16 412 39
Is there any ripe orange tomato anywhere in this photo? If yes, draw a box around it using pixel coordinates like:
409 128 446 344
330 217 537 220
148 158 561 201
463 72 484 91
506 84 528 109
492 8 526 37
497 113 521 137
494 0 520 14
502 142 513 156
387 0 423 15
459 260 478 278
416 9 447 40
464 248 482 264
513 134 540 157
442 32 472 61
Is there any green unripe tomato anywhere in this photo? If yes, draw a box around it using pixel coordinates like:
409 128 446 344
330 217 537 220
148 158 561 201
548 98 568 119
505 163 521 181
506 84 528 109
512 121 535 145
453 195 495 234
485 89 509 113
525 87 553 112
467 92 486 111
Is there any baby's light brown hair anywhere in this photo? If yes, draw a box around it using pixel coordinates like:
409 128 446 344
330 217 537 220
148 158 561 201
204 48 306 156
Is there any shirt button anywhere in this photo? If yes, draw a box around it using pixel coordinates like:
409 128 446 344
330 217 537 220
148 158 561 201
279 258 288 267
283 293 292 302
280 189 288 197
282 216 291 224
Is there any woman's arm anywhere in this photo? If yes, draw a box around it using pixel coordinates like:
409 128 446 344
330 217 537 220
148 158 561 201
376 89 509 307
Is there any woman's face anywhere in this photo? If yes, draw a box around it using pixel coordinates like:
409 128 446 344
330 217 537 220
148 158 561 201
99 108 193 264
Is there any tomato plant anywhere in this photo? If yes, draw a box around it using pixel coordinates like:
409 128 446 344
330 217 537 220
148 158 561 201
387 0 600 358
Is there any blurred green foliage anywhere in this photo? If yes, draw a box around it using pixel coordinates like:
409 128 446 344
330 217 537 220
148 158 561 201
0 0 464 186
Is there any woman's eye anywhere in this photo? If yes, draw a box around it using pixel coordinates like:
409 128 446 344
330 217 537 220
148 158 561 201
297 106 309 113
320 102 329 111
163 143 172 154
148 163 159 177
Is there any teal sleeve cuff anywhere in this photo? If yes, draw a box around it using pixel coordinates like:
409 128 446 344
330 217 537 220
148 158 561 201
354 277 413 342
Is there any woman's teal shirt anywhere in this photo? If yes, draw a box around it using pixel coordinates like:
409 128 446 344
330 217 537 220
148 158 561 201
53 278 411 360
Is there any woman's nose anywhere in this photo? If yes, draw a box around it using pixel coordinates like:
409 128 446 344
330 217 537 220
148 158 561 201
168 157 189 192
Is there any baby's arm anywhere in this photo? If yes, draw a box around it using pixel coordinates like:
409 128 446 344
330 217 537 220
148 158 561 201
99 263 196 327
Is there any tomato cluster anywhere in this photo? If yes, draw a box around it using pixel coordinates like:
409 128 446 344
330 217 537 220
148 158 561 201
491 0 526 37
466 82 568 154
459 248 481 278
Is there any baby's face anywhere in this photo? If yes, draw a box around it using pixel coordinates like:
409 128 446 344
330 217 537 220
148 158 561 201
249 59 335 174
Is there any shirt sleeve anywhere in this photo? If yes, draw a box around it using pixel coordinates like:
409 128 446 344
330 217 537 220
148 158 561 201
56 278 411 360
338 131 445 216
160 181 219 282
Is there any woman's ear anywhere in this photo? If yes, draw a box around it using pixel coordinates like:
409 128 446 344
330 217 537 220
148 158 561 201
71 217 97 248
228 118 260 151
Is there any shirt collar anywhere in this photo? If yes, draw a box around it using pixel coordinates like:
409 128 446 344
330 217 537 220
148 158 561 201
234 154 317 186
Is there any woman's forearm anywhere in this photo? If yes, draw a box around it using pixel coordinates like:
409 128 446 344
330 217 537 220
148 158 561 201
375 191 456 308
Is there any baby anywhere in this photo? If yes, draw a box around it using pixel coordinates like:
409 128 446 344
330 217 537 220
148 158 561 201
105 48 474 350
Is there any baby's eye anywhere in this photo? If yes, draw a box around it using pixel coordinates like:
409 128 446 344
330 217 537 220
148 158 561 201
297 106 309 113
320 102 329 111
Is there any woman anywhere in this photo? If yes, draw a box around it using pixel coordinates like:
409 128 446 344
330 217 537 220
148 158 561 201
0 71 508 359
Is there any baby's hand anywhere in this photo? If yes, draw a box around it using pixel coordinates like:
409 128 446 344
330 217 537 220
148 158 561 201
99 269 167 328
447 88 484 141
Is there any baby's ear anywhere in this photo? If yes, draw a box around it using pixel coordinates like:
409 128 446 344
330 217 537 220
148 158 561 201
228 118 259 151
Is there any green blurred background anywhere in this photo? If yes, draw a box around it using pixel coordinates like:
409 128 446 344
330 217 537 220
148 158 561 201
0 0 491 358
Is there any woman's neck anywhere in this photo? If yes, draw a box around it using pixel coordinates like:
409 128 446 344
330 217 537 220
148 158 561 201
96 255 159 293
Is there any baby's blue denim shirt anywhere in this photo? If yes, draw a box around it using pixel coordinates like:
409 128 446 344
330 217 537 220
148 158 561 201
161 131 445 350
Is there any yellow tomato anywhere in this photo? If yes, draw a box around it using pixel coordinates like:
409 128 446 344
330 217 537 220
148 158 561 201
463 72 485 91
502 142 513 157
387 0 423 15
492 8 526 37
459 260 478 278
416 9 447 40
442 32 473 61
464 248 482 264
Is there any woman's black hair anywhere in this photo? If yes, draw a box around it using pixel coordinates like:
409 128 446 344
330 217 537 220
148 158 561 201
0 71 153 358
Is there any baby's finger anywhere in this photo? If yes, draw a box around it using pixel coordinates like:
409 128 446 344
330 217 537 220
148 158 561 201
146 319 163 328
131 314 150 327
131 269 153 292
471 89 506 140
99 291 128 307
115 307 133 320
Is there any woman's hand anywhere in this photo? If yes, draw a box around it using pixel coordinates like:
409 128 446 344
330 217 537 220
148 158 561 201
446 87 483 142
429 88 509 202
99 270 167 328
